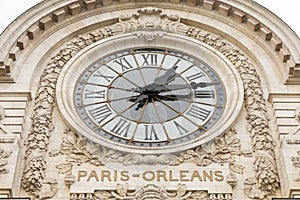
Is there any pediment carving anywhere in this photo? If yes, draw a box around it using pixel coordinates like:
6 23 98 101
49 128 244 174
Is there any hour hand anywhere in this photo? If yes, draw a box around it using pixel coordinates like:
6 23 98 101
129 94 148 102
129 94 149 111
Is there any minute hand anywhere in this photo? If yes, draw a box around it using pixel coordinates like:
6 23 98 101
158 82 219 93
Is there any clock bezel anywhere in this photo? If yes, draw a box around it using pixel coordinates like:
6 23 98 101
56 33 244 154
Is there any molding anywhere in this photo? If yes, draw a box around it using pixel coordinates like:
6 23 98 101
22 7 279 199
0 92 32 101
0 1 299 83
268 92 300 101
70 184 232 200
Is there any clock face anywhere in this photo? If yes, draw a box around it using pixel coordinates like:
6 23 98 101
74 48 225 148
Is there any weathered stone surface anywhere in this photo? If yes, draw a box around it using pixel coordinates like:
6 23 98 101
0 1 299 199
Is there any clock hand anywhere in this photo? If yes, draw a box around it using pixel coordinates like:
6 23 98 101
127 66 179 93
132 94 191 111
128 94 150 111
153 66 178 85
129 94 148 103
156 93 192 101
156 82 219 93
128 81 219 94
127 84 157 94
135 100 147 111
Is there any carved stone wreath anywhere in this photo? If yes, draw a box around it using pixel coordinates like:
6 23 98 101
21 7 279 199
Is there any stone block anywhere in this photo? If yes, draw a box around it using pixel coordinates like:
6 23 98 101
68 3 81 16
260 26 272 41
247 17 260 31
17 35 30 50
218 4 232 16
270 36 282 51
203 0 215 10
275 110 295 118
186 0 199 6
102 0 113 6
0 62 5 76
4 125 23 134
39 16 53 30
2 117 24 126
277 118 298 126
27 25 40 39
233 10 246 23
279 46 290 62
84 0 97 10
8 48 18 62
5 109 26 117
53 9 67 22
4 59 13 71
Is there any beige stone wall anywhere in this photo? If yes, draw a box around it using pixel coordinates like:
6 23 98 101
0 0 299 199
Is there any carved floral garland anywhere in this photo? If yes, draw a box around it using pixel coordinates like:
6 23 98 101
49 129 120 174
22 7 279 199
171 129 246 175
50 128 243 176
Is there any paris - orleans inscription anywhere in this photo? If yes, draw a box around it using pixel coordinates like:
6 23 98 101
77 169 224 183
70 163 231 194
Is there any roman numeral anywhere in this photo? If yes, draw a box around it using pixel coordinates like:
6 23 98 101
187 105 211 121
144 125 159 141
195 90 215 98
141 54 158 66
84 89 105 99
114 57 134 71
186 72 205 82
93 71 114 82
110 118 131 137
173 121 188 135
88 104 112 124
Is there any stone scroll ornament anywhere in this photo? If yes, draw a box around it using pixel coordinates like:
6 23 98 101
21 7 279 199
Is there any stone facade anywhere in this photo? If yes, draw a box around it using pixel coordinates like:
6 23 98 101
0 0 299 199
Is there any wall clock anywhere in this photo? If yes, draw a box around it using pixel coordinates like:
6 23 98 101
73 48 225 148
57 34 242 154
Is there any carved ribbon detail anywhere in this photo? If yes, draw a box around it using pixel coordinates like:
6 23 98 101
22 7 279 199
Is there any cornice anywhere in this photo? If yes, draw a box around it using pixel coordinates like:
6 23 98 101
0 0 299 83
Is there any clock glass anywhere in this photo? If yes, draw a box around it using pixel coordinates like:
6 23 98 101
74 48 225 147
